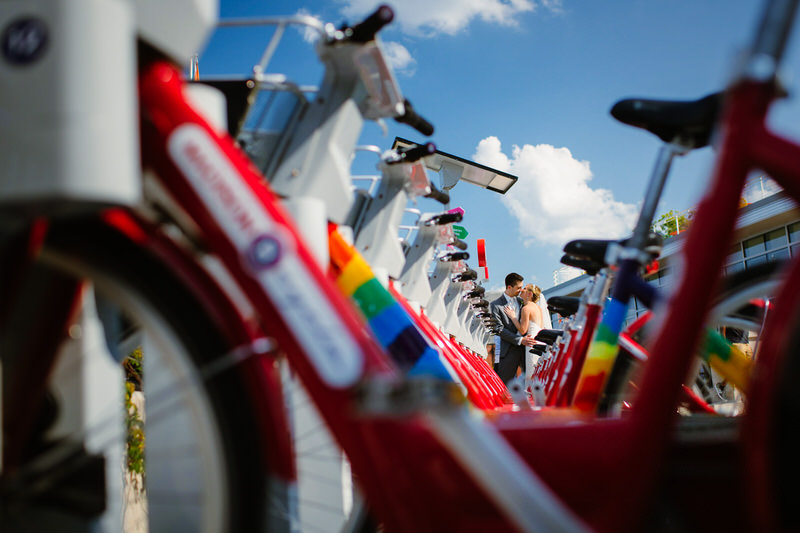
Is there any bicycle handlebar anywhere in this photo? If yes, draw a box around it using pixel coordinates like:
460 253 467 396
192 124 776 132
439 251 470 262
450 238 467 250
427 212 462 226
465 286 485 299
395 99 435 136
424 182 450 204
389 142 436 165
346 5 394 43
453 269 477 282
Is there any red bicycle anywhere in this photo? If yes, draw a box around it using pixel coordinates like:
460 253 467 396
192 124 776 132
4 1 800 532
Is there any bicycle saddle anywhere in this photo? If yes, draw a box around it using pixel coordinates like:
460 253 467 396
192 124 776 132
610 92 722 148
532 344 547 355
547 296 580 317
535 329 563 345
563 233 663 266
559 254 602 276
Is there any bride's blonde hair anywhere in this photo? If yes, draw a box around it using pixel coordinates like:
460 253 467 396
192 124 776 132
524 284 542 303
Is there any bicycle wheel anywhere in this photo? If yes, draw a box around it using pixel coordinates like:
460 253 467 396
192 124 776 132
602 261 781 416
0 217 271 532
689 261 781 414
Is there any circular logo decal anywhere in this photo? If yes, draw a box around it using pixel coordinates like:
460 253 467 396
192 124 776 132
248 235 282 269
2 17 48 65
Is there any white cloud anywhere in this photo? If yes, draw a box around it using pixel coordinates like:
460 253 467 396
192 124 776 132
338 0 550 37
540 0 564 14
473 136 638 246
295 9 323 43
382 41 417 76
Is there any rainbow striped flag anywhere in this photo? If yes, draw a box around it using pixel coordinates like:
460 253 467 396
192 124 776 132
700 329 752 393
328 224 453 380
572 297 627 412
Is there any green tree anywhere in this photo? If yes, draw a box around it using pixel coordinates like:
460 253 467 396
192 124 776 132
652 209 694 238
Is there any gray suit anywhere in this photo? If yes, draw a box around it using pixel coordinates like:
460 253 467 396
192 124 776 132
490 294 525 384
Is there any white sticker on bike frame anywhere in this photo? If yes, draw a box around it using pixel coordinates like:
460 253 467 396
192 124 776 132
168 124 364 387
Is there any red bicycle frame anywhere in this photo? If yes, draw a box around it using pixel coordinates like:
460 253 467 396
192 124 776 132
139 59 576 532
388 281 511 409
553 300 603 406
135 1 800 526
497 5 800 532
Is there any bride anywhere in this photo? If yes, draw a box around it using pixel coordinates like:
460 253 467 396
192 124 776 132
504 284 547 380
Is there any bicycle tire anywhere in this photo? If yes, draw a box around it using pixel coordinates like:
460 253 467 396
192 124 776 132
0 217 271 532
607 262 783 531
690 261 781 413
602 260 782 415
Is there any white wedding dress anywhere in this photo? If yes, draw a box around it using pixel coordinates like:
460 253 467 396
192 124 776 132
538 294 552 330
525 311 543 381
526 295 552 380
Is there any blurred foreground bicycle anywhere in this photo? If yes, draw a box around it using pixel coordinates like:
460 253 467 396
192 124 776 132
5 1 800 532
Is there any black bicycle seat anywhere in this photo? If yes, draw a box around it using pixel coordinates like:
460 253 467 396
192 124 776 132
535 329 563 345
610 92 722 148
563 239 613 264
559 254 602 277
547 296 580 317
563 233 663 266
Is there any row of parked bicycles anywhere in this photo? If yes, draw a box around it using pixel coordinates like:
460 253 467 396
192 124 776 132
2 0 800 531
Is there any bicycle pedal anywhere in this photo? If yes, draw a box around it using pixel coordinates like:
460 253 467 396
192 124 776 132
507 377 532 410
530 379 546 406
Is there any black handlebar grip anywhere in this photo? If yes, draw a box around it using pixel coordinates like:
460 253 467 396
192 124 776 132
468 285 486 297
439 251 469 262
395 142 436 164
453 269 477 282
430 212 462 225
348 4 394 43
424 182 450 204
396 99 434 136
450 238 468 250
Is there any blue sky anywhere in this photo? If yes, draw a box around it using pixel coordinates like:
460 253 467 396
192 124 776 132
198 0 800 290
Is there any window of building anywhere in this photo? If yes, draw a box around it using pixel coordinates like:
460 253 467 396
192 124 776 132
788 221 800 242
645 267 671 289
765 227 789 250
624 221 798 326
727 243 744 263
743 235 765 258
727 223 797 275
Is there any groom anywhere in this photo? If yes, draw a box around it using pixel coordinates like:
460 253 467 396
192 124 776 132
491 272 536 384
